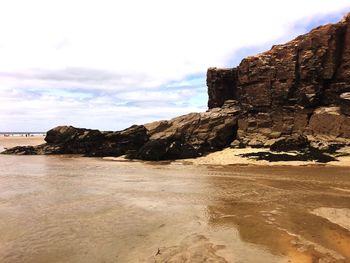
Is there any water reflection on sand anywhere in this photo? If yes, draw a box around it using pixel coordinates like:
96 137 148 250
0 142 349 262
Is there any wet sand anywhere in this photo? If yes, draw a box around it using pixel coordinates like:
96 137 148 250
0 138 350 262
0 136 45 152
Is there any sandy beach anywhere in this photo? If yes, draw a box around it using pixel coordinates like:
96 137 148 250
0 136 45 153
2 3 350 263
184 147 350 167
106 146 350 168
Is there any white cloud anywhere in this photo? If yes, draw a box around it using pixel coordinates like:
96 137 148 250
0 0 349 131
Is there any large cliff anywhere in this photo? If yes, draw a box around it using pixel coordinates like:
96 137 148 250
207 13 350 148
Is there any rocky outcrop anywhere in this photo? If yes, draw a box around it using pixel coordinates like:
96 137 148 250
136 100 240 160
3 146 38 155
308 107 350 138
208 13 350 149
2 125 150 157
2 101 240 160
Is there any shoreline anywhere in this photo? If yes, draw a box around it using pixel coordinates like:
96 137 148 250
182 147 350 167
2 136 350 167
0 136 45 153
104 146 350 167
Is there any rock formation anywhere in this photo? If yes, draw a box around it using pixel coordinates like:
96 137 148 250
2 101 239 160
3 125 150 157
3 13 350 160
134 100 240 160
207 13 350 150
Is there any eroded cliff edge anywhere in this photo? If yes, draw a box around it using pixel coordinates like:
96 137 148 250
3 13 350 161
207 13 350 149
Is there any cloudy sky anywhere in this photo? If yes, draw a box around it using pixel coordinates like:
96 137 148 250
0 0 350 132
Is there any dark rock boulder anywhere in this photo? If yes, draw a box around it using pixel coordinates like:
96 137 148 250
340 92 350 115
45 126 103 144
90 125 150 157
230 139 245 149
270 134 309 152
130 138 198 161
42 126 106 155
2 125 150 157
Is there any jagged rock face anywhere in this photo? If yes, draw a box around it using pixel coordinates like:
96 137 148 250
308 107 350 138
208 14 350 109
45 126 104 144
137 100 240 160
208 13 350 145
207 68 238 108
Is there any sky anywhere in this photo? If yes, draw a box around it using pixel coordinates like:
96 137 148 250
0 1 350 132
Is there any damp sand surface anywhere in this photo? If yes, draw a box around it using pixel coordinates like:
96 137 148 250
0 136 45 152
0 138 350 262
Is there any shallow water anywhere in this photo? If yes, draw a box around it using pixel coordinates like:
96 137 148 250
0 138 349 262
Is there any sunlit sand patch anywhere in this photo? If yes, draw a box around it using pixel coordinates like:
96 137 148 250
183 147 350 167
276 227 346 262
311 207 350 231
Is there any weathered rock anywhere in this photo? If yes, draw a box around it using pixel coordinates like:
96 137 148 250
138 101 241 160
2 125 150 157
308 107 350 138
89 125 150 157
2 146 38 155
2 101 240 160
207 68 237 109
133 139 199 161
270 134 309 152
230 139 245 149
208 13 350 147
339 92 350 115
309 141 331 152
45 126 103 144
